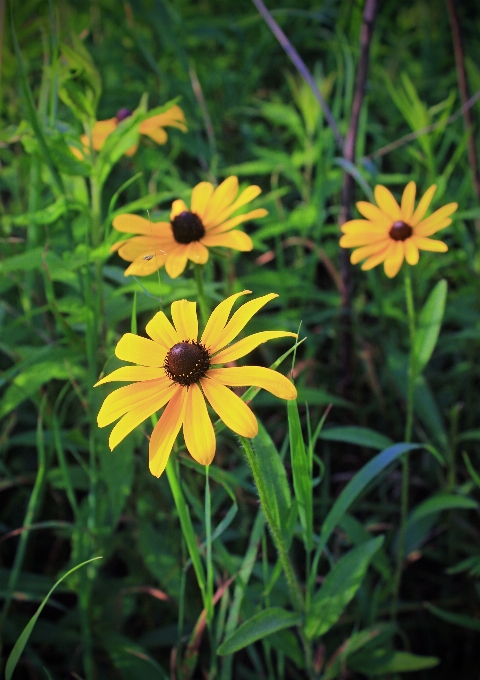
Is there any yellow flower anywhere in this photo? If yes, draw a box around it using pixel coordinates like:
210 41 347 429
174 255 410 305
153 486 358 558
110 176 267 278
95 291 297 477
70 104 186 159
339 182 458 278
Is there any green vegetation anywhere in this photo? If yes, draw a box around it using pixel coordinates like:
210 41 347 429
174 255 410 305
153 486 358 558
1 1 480 678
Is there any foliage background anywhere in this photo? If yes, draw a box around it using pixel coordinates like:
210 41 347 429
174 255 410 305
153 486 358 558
1 0 480 678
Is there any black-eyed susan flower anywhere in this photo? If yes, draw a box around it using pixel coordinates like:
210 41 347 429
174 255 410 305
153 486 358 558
110 177 267 278
95 291 297 477
71 104 186 159
339 182 458 278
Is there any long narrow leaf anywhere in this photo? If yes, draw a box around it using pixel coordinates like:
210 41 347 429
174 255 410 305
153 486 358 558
5 557 102 680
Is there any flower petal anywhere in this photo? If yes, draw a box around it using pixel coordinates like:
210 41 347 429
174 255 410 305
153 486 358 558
209 366 297 400
413 217 452 238
400 181 416 222
356 202 392 228
191 182 215 220
92 118 117 150
361 244 390 271
340 232 390 248
404 238 419 265
200 376 258 437
207 184 262 228
146 311 180 348
203 176 239 227
212 331 297 364
171 299 198 341
113 214 164 235
412 237 448 252
341 219 386 234
170 200 189 220
383 241 405 278
206 208 268 235
115 333 168 367
374 185 401 220
117 235 172 262
201 230 253 251
185 240 209 264
142 126 168 145
149 387 186 478
413 204 457 236
109 382 178 450
183 384 215 465
95 366 166 386
140 106 187 133
411 184 436 225
165 245 189 278
97 379 170 427
209 293 278 354
124 253 167 277
201 291 252 348
350 241 389 264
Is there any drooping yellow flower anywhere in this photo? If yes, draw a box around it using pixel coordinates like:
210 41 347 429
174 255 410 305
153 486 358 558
110 176 267 278
71 105 186 159
339 182 458 278
95 292 297 477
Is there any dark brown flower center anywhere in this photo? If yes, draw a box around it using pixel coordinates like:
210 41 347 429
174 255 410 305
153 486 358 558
171 211 205 244
164 341 210 386
389 220 413 241
116 108 132 122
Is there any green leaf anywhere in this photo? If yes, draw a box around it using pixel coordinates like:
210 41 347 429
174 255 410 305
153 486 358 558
425 603 480 632
409 493 477 523
288 400 313 551
413 279 447 375
5 557 102 680
253 422 291 541
165 459 206 597
317 443 420 555
349 649 439 674
103 632 169 680
306 537 383 639
323 627 382 680
319 426 393 451
217 608 301 655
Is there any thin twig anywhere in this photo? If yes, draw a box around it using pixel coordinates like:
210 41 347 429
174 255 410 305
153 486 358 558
251 0 343 148
339 0 377 393
362 87 480 162
445 0 480 224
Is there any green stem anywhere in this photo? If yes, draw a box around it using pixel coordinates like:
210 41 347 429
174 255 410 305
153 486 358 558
194 264 209 327
205 466 214 624
391 266 416 621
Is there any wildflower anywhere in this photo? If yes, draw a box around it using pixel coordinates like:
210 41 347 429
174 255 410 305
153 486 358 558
111 177 267 278
95 291 297 477
339 182 458 278
71 104 186 159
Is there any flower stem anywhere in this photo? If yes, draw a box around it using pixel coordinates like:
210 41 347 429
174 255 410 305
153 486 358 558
194 263 209 327
391 265 416 620
205 465 214 624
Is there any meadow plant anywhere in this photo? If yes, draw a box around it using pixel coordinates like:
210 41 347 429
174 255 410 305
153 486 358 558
1 2 480 680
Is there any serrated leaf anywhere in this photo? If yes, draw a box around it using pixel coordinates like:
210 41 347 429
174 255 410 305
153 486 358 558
217 608 301 655
306 537 383 639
